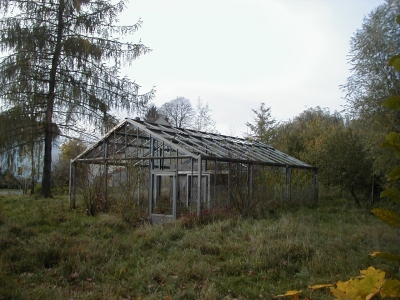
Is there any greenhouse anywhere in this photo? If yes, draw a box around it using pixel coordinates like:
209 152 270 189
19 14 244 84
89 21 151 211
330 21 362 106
69 118 318 223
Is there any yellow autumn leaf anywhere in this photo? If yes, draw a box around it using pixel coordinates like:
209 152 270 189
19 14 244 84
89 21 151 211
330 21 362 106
381 278 400 298
380 187 399 202
359 266 386 287
359 266 383 276
273 290 302 298
382 95 400 111
329 268 386 300
366 290 380 300
350 267 385 299
370 251 400 262
329 284 351 300
308 284 334 290
335 280 351 290
330 280 360 299
371 208 400 228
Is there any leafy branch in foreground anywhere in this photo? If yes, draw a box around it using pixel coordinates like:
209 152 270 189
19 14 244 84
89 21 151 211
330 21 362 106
274 267 400 300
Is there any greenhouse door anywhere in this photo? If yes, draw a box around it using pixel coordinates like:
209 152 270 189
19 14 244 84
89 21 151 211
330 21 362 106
150 172 176 224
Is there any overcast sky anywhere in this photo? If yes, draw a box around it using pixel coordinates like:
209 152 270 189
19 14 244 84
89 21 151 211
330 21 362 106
118 0 385 136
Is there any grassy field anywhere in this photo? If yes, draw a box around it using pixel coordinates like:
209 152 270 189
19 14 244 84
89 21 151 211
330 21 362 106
0 194 398 300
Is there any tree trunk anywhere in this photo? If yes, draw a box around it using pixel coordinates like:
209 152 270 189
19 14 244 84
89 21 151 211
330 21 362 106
30 143 35 195
41 0 65 197
370 175 375 205
42 101 54 197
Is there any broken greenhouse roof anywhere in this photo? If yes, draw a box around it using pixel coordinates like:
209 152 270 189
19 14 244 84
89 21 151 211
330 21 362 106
73 118 315 170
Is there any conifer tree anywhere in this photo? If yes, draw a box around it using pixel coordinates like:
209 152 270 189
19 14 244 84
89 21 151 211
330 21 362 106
0 0 154 197
245 102 277 144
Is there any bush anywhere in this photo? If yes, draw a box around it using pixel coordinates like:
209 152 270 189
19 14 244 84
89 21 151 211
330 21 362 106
0 169 19 189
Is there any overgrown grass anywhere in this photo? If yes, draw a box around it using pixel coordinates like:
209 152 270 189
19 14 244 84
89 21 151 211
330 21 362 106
0 194 398 299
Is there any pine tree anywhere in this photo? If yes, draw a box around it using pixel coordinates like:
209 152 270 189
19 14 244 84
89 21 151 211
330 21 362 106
0 0 154 197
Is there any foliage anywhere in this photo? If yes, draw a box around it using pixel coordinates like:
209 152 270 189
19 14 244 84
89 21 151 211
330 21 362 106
245 102 277 144
271 107 372 205
342 0 400 180
370 12 400 284
0 106 52 193
107 161 149 225
309 126 371 207
275 11 400 300
271 107 342 160
0 0 154 197
52 139 86 191
0 169 19 189
380 109 400 206
79 172 105 216
0 194 399 299
275 267 400 299
60 140 87 161
371 207 400 228
0 106 51 153
143 104 161 122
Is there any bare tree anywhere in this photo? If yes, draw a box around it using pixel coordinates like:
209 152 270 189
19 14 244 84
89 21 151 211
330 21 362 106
159 97 195 128
194 97 217 133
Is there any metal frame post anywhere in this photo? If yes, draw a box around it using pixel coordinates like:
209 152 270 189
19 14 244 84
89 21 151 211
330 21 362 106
197 155 202 217
286 167 292 203
69 160 75 209
228 162 231 207
312 169 318 205
173 173 177 220
248 163 253 210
